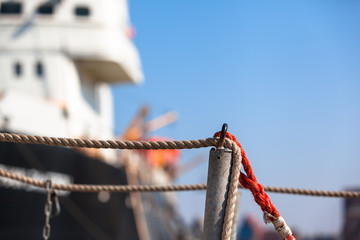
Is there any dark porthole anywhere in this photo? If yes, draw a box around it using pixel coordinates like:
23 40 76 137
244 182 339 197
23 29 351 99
37 3 54 15
74 6 90 17
36 62 44 78
0 2 22 14
14 62 22 77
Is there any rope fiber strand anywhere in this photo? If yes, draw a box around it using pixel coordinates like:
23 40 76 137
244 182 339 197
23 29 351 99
0 132 215 150
0 167 359 197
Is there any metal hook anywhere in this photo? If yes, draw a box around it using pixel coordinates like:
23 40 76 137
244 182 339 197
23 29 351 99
217 123 228 148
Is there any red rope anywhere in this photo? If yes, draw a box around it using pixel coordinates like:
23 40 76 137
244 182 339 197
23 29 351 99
214 131 295 240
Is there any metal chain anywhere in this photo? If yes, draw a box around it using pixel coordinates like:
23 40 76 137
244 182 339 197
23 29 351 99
43 180 52 240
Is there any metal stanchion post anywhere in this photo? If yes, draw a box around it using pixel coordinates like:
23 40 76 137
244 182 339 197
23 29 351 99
202 148 233 240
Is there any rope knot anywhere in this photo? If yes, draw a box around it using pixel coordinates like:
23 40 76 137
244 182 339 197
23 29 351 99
214 130 294 240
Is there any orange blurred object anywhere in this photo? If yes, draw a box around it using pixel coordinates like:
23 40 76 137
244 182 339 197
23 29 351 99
145 137 180 169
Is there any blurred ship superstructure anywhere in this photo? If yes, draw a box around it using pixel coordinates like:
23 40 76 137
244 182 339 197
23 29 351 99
0 1 190 239
0 0 142 162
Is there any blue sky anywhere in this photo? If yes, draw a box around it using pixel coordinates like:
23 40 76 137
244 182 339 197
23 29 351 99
112 1 360 236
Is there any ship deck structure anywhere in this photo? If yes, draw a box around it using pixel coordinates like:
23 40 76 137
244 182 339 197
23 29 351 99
0 1 191 239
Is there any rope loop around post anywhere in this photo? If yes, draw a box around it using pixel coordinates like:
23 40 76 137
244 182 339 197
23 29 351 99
220 140 242 240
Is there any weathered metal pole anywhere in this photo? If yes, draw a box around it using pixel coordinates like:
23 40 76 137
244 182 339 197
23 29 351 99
202 148 233 240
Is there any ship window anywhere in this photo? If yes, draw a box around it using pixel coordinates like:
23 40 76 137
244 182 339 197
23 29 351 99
35 62 44 78
74 6 90 17
0 2 22 14
14 62 22 77
37 3 54 15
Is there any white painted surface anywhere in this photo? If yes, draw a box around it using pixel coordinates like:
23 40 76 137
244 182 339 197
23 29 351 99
0 0 143 163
